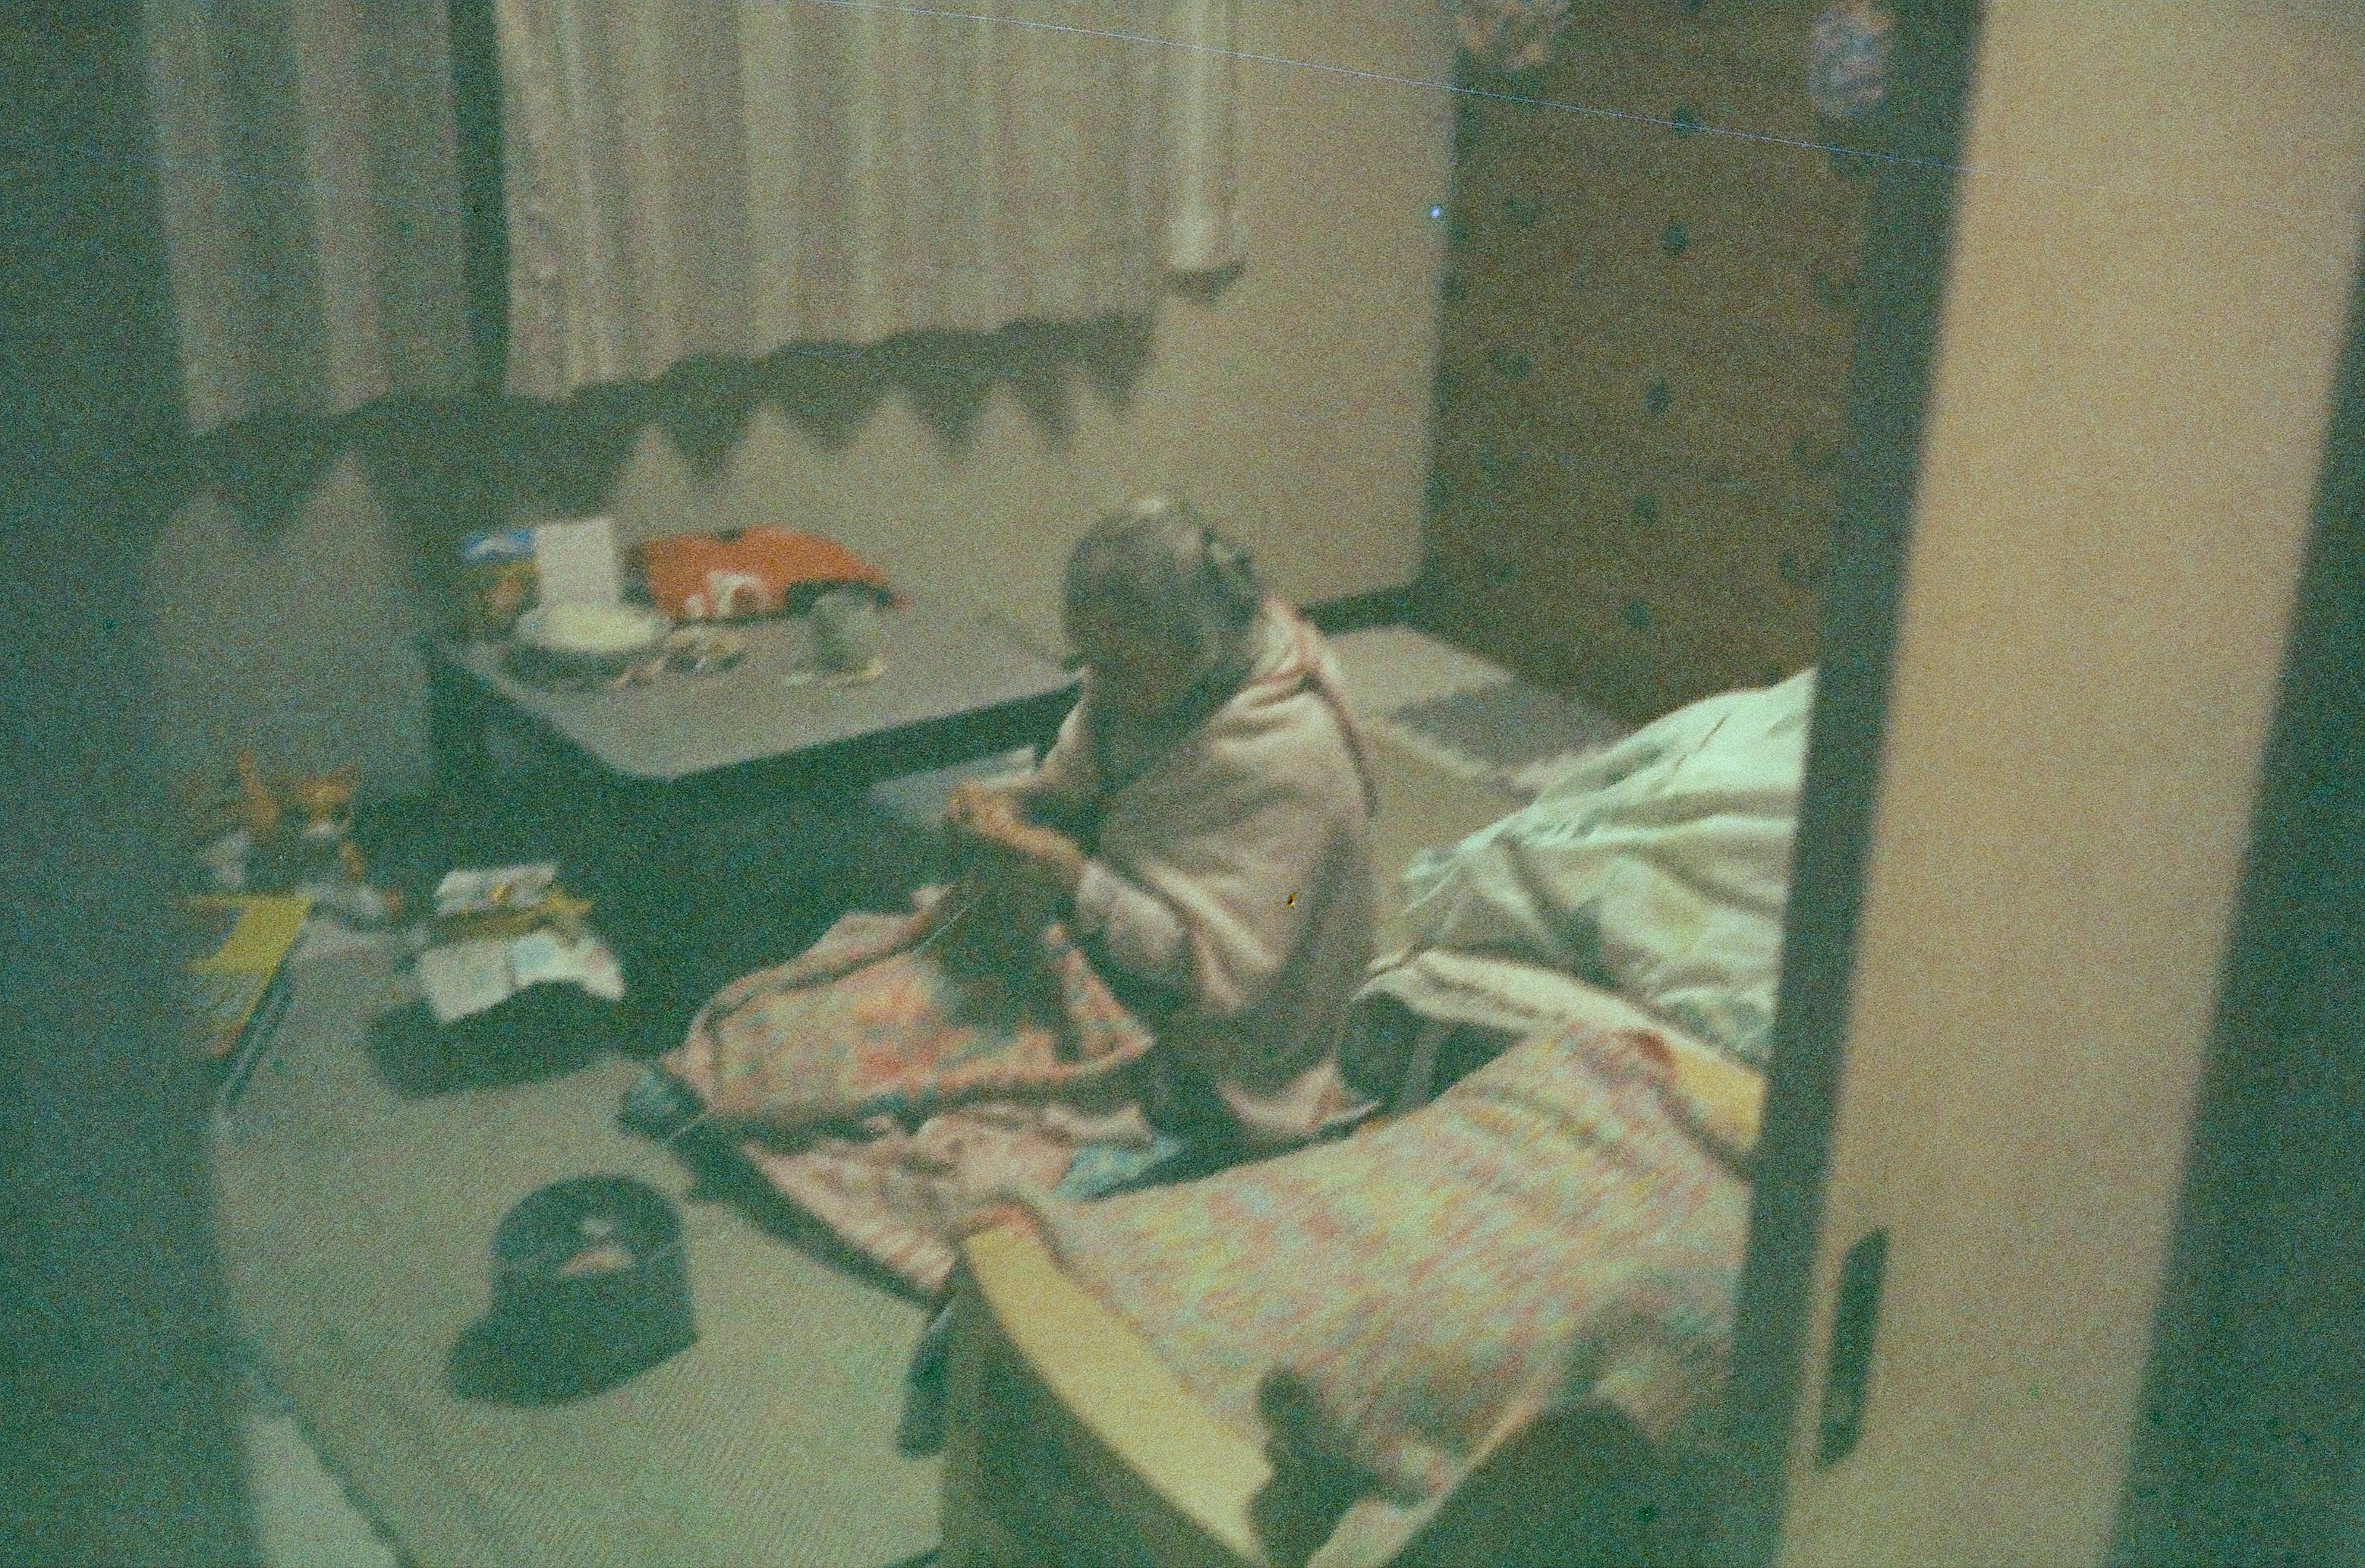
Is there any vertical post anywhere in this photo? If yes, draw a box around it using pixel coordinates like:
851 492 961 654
3 3 261 1562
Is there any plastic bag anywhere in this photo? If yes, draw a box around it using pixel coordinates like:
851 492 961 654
1809 1 1896 120
1454 0 1572 75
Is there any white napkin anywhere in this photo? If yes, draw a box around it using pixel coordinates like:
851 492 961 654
533 516 621 607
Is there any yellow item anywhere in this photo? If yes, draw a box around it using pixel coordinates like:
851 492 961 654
432 889 594 945
186 894 313 1061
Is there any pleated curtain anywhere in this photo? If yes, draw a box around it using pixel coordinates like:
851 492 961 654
493 0 1243 401
142 0 476 435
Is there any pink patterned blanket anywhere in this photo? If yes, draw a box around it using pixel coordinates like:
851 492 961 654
996 1020 1751 1568
660 894 1163 1296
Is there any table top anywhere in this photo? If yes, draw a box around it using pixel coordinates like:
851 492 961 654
439 599 1076 784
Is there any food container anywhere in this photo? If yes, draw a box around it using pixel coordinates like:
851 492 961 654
456 528 540 640
811 588 884 676
482 1175 695 1399
507 603 671 685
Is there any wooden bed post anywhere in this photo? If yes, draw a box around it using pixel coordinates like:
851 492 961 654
942 1226 1275 1568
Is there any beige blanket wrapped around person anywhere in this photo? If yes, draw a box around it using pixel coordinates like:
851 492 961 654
660 602 1379 1296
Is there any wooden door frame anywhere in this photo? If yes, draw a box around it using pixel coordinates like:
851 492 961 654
1720 4 2365 1563
1715 1 1987 1558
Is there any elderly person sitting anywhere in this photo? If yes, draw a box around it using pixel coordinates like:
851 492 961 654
623 496 1378 1303
949 496 1380 1160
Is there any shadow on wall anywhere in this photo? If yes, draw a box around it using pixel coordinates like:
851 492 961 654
149 309 1167 809
192 313 1160 569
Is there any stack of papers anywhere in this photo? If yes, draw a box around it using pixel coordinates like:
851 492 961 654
416 929 625 1025
416 863 625 1024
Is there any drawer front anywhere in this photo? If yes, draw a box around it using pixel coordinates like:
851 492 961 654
1430 7 1872 717
1439 318 1853 509
1436 536 1813 725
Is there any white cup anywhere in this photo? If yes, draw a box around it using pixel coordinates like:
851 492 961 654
811 589 883 674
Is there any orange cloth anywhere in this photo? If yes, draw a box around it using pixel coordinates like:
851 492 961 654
633 528 898 621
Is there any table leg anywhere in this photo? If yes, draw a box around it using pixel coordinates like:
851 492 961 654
425 655 492 801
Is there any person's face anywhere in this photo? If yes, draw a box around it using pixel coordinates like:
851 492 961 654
1066 602 1197 724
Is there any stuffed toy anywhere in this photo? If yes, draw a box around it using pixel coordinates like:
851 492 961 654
187 754 400 922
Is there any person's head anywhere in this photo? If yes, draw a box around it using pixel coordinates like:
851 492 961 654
1062 495 1266 726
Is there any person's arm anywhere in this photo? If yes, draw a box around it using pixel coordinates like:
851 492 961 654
945 798 1199 992
1069 863 1194 991
945 700 1096 835
1022 695 1100 807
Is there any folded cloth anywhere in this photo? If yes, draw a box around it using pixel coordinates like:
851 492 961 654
1394 669 1814 1068
619 1065 705 1142
1053 1132 1195 1203
633 528 899 621
656 901 1165 1296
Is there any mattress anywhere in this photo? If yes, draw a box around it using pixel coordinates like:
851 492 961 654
982 972 1763 1568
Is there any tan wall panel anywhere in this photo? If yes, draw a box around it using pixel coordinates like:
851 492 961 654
1777 6 2365 1564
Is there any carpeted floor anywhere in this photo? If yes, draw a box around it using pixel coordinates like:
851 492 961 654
210 630 1540 1568
214 937 945 1568
1328 627 1628 801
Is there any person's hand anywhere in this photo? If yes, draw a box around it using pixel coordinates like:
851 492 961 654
944 785 1021 867
944 778 1033 843
963 812 1085 900
943 780 1084 897
1008 822 1087 899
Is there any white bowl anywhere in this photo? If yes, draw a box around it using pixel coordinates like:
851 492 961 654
511 603 670 681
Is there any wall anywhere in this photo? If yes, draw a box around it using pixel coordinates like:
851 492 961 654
142 2 1455 801
7 2 261 1560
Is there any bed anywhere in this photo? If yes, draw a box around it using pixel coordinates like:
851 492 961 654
935 669 1816 1567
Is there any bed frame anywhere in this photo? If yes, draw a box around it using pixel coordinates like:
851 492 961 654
936 970 1765 1567
939 1221 1707 1568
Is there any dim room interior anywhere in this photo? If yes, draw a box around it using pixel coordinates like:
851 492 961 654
53 1 2361 1564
